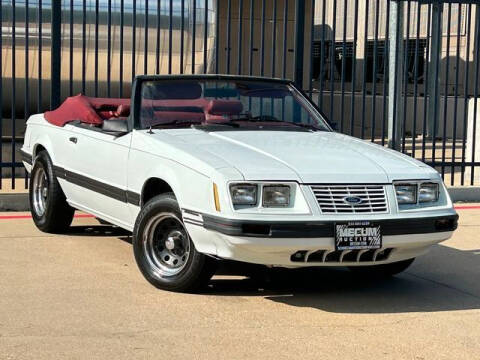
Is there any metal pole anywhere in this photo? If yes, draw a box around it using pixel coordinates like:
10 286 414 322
387 0 404 150
294 0 306 88
50 0 61 109
427 1 443 139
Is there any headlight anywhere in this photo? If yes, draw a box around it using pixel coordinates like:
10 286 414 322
230 184 257 205
263 185 290 207
395 184 417 204
419 183 439 203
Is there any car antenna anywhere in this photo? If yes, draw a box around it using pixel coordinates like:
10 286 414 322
147 126 154 134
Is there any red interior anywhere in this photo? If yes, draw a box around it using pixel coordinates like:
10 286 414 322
45 95 132 127
44 94 244 128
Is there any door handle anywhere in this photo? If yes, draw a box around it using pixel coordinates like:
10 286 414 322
69 137 77 144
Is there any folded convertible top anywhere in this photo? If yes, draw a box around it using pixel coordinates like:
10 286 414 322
44 94 245 128
44 94 131 127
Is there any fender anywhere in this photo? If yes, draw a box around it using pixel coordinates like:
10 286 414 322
27 117 61 165
132 156 211 212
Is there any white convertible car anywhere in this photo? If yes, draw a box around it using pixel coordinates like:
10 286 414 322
21 75 458 292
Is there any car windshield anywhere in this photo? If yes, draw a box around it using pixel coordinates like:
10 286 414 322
138 79 330 131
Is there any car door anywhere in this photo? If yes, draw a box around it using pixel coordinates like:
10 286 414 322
65 124 132 227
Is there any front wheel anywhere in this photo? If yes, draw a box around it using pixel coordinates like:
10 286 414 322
132 193 216 292
348 258 415 277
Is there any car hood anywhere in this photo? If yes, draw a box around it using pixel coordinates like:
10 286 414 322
164 129 437 183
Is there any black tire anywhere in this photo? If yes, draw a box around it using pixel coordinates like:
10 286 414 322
348 258 415 278
133 193 217 293
29 150 75 233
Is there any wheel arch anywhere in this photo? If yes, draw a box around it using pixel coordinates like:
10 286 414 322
140 177 177 207
33 144 47 158
31 137 56 164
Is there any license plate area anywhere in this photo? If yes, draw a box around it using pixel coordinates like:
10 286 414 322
335 221 382 250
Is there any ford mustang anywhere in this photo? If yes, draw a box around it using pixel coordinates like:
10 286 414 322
21 75 458 292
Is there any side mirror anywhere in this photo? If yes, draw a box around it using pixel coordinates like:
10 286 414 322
102 118 129 135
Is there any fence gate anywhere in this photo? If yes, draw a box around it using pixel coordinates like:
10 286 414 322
1 0 479 190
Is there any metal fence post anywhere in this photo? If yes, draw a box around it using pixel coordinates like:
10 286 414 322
50 0 62 109
387 0 404 150
294 0 306 88
426 1 443 139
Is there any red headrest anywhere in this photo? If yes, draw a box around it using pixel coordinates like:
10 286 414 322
87 97 131 109
97 110 116 119
206 100 243 116
95 104 131 120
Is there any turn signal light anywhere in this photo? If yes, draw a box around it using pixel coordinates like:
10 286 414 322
213 183 221 212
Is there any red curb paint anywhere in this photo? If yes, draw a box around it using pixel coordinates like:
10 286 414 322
0 214 94 220
454 205 480 210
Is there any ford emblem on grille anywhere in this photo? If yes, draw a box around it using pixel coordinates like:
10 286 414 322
343 196 363 205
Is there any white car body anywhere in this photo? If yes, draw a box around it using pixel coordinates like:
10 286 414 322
21 76 457 268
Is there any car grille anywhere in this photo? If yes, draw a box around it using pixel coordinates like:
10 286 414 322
310 184 388 214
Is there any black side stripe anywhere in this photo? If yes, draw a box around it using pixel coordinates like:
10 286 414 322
65 169 126 202
53 165 140 206
183 216 203 225
53 165 66 179
20 150 33 165
184 219 203 227
126 191 141 206
182 208 202 217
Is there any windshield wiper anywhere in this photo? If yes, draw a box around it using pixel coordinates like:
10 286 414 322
231 116 322 131
150 120 241 129
150 120 202 128
231 115 281 122
286 122 324 131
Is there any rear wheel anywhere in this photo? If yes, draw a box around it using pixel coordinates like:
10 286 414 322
348 258 415 277
133 193 216 292
29 151 74 233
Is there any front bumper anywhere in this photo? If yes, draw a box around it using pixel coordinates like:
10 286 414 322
201 214 458 238
183 211 458 267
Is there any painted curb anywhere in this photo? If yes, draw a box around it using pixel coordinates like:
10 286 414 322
0 193 29 211
447 187 480 203
1 186 479 211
